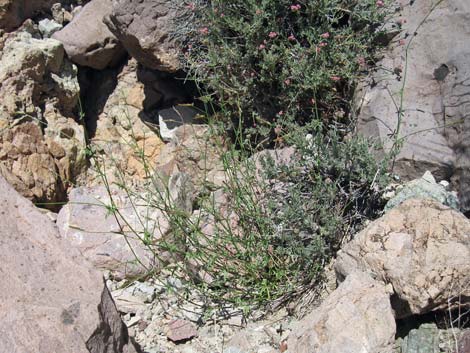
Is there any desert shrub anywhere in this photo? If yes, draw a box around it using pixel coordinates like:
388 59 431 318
174 0 389 147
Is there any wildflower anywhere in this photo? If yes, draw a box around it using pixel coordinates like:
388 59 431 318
319 42 327 47
186 2 195 11
320 32 330 39
376 0 384 7
290 4 301 12
256 9 262 15
311 98 316 105
268 31 278 39
259 44 266 50
284 79 291 86
274 126 282 135
331 76 341 82
316 47 321 53
277 110 284 116
199 27 209 35
288 34 296 42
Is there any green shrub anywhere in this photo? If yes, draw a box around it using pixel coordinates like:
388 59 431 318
174 0 389 147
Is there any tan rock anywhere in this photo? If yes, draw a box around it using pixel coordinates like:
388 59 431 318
287 271 396 353
0 175 140 353
335 198 470 318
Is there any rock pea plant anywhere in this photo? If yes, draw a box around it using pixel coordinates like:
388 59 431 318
175 0 389 147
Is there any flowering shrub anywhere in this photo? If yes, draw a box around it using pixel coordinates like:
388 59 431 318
175 0 388 146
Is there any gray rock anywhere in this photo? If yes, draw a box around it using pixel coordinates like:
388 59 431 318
287 271 396 353
38 18 63 38
399 323 439 353
104 0 180 72
336 198 470 319
355 0 470 182
53 0 125 69
0 176 139 353
385 171 459 211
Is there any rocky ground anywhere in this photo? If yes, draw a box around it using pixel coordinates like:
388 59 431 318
0 1 469 353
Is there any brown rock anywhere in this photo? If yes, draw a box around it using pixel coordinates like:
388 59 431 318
0 0 56 32
0 176 140 353
166 319 198 343
104 0 180 72
335 198 470 318
53 0 125 70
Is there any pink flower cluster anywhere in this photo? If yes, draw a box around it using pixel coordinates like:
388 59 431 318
376 0 384 7
290 4 301 12
199 27 209 35
268 31 278 39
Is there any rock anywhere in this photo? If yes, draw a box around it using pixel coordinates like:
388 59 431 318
86 59 164 185
38 18 63 38
0 121 63 205
335 198 470 318
104 0 180 72
57 185 163 279
158 105 202 142
0 176 140 353
0 0 56 32
399 323 439 353
53 0 125 69
355 0 470 182
0 30 86 205
287 271 396 353
384 171 459 211
156 124 226 192
458 330 470 353
165 319 198 343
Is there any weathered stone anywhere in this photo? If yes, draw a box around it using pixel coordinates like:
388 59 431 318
165 319 198 343
38 18 63 38
399 323 439 353
287 271 396 353
0 176 140 353
0 0 56 32
105 0 180 72
0 30 86 205
53 0 125 69
355 0 470 183
336 198 470 318
84 60 164 185
57 186 162 279
384 171 459 211
0 122 62 204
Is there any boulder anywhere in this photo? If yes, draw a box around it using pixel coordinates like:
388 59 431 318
286 271 396 353
335 198 470 318
85 59 164 185
384 171 459 211
0 0 56 32
104 0 180 72
355 0 470 183
0 176 140 353
53 0 125 70
57 186 162 279
0 30 86 205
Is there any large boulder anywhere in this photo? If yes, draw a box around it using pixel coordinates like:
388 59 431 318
0 176 140 353
335 198 470 318
0 0 55 32
53 0 125 70
0 29 86 206
355 0 470 184
57 186 161 279
104 0 180 72
286 271 396 353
